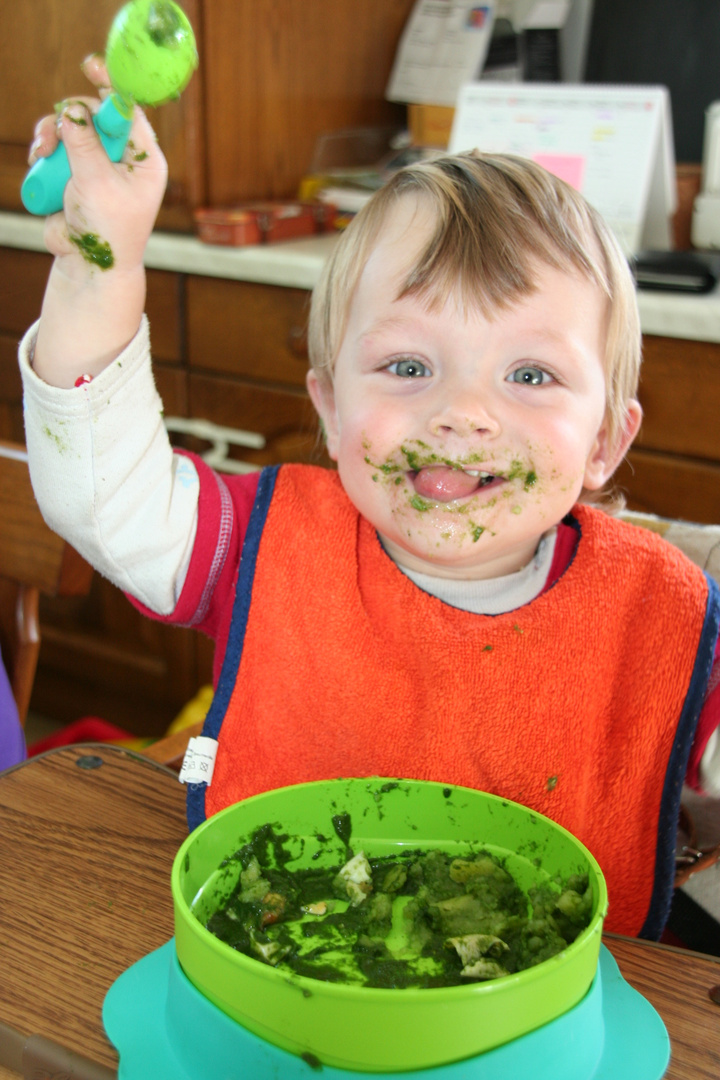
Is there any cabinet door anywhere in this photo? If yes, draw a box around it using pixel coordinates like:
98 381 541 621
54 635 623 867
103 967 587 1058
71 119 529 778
617 334 720 523
187 276 311 386
0 247 52 442
616 451 720 525
187 371 330 468
202 0 414 203
636 335 720 460
35 583 203 735
0 0 203 227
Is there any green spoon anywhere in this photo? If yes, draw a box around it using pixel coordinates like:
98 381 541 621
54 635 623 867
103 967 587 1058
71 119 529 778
21 0 197 216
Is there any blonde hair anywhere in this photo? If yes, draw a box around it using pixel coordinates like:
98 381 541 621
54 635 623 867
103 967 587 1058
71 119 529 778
308 150 641 459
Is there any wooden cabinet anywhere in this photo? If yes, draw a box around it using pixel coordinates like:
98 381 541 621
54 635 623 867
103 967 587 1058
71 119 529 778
616 334 720 523
187 277 310 385
0 0 412 223
200 0 412 204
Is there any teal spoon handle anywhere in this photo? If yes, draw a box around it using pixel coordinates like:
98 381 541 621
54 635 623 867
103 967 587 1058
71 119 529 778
21 96 132 216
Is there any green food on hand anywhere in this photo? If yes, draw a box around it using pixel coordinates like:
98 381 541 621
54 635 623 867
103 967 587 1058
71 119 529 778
205 822 593 989
69 232 114 269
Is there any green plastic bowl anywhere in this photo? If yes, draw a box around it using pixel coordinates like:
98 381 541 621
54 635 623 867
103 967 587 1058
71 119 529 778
172 778 608 1073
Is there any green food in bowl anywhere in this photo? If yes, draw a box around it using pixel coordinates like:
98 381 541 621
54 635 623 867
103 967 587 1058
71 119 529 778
172 778 608 1072
205 823 593 989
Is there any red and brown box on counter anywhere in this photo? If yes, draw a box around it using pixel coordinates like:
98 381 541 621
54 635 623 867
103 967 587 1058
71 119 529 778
194 201 338 246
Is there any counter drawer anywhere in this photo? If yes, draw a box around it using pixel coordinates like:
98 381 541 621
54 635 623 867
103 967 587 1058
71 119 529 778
636 335 720 461
0 246 183 364
0 247 51 333
145 270 183 364
186 276 310 386
186 372 329 469
616 447 720 524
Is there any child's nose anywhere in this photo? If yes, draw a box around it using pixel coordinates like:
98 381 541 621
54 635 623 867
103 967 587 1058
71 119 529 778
428 390 500 439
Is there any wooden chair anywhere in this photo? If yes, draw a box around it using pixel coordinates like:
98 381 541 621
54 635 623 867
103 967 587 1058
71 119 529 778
141 721 204 770
0 440 93 725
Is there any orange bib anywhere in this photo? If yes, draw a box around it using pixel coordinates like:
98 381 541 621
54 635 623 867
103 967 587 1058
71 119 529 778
193 465 718 937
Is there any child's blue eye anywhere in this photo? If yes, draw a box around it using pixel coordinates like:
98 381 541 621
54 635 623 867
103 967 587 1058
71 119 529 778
508 366 550 386
388 358 431 378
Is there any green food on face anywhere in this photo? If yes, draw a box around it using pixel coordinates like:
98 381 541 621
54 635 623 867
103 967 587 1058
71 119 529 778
401 444 438 472
409 494 432 512
205 823 592 989
69 232 114 270
364 455 400 475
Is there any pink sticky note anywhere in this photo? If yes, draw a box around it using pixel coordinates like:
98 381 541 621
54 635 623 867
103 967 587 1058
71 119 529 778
532 153 586 191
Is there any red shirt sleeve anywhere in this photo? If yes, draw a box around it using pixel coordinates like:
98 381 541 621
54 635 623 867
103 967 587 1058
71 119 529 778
128 451 259 685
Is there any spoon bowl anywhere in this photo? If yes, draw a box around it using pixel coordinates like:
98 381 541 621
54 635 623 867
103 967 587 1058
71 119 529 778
106 0 198 108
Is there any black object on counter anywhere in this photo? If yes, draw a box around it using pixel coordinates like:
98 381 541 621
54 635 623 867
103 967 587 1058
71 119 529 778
630 251 720 294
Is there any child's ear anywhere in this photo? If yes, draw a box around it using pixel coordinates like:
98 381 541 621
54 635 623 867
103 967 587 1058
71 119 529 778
306 370 340 461
583 399 643 490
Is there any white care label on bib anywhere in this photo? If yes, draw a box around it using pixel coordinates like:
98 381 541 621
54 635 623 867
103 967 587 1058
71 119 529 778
178 736 218 785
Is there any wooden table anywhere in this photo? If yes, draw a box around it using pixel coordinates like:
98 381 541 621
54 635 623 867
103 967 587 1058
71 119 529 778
0 746 718 1079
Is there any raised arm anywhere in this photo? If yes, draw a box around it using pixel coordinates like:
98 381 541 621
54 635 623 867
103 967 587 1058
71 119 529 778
20 58 198 614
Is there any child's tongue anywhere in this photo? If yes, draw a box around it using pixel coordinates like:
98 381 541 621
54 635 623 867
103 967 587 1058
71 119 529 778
412 466 483 503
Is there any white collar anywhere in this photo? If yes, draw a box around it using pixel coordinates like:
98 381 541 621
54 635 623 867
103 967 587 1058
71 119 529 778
396 529 558 615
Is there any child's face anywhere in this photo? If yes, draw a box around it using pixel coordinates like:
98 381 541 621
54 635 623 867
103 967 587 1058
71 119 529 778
308 198 640 580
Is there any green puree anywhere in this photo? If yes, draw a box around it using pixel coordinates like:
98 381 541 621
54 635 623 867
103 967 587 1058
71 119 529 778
147 1 184 46
205 822 592 989
69 233 114 270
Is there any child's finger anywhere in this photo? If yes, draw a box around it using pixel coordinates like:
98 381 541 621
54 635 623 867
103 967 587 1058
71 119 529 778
123 106 165 170
29 94 104 164
42 211 76 259
28 115 58 165
80 54 112 98
57 101 115 186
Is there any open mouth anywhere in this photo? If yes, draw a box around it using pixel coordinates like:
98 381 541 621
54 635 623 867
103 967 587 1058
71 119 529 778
409 465 504 504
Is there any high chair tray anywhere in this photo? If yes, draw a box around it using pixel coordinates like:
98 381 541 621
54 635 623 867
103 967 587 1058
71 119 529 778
103 941 669 1079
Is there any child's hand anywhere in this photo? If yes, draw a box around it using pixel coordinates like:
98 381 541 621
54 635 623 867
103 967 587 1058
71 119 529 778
30 57 168 386
29 55 168 278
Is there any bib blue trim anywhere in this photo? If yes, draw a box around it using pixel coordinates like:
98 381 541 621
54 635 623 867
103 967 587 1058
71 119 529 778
640 573 720 939
186 465 280 831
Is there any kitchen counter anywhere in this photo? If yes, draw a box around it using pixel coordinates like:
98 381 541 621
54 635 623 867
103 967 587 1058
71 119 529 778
0 210 331 291
3 210 720 342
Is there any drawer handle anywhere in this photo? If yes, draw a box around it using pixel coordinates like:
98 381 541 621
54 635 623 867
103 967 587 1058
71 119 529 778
287 325 309 359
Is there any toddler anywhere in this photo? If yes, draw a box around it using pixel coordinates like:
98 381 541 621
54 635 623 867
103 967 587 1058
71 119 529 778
19 80 720 939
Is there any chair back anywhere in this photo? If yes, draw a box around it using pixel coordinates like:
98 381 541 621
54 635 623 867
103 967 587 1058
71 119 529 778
0 440 92 724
